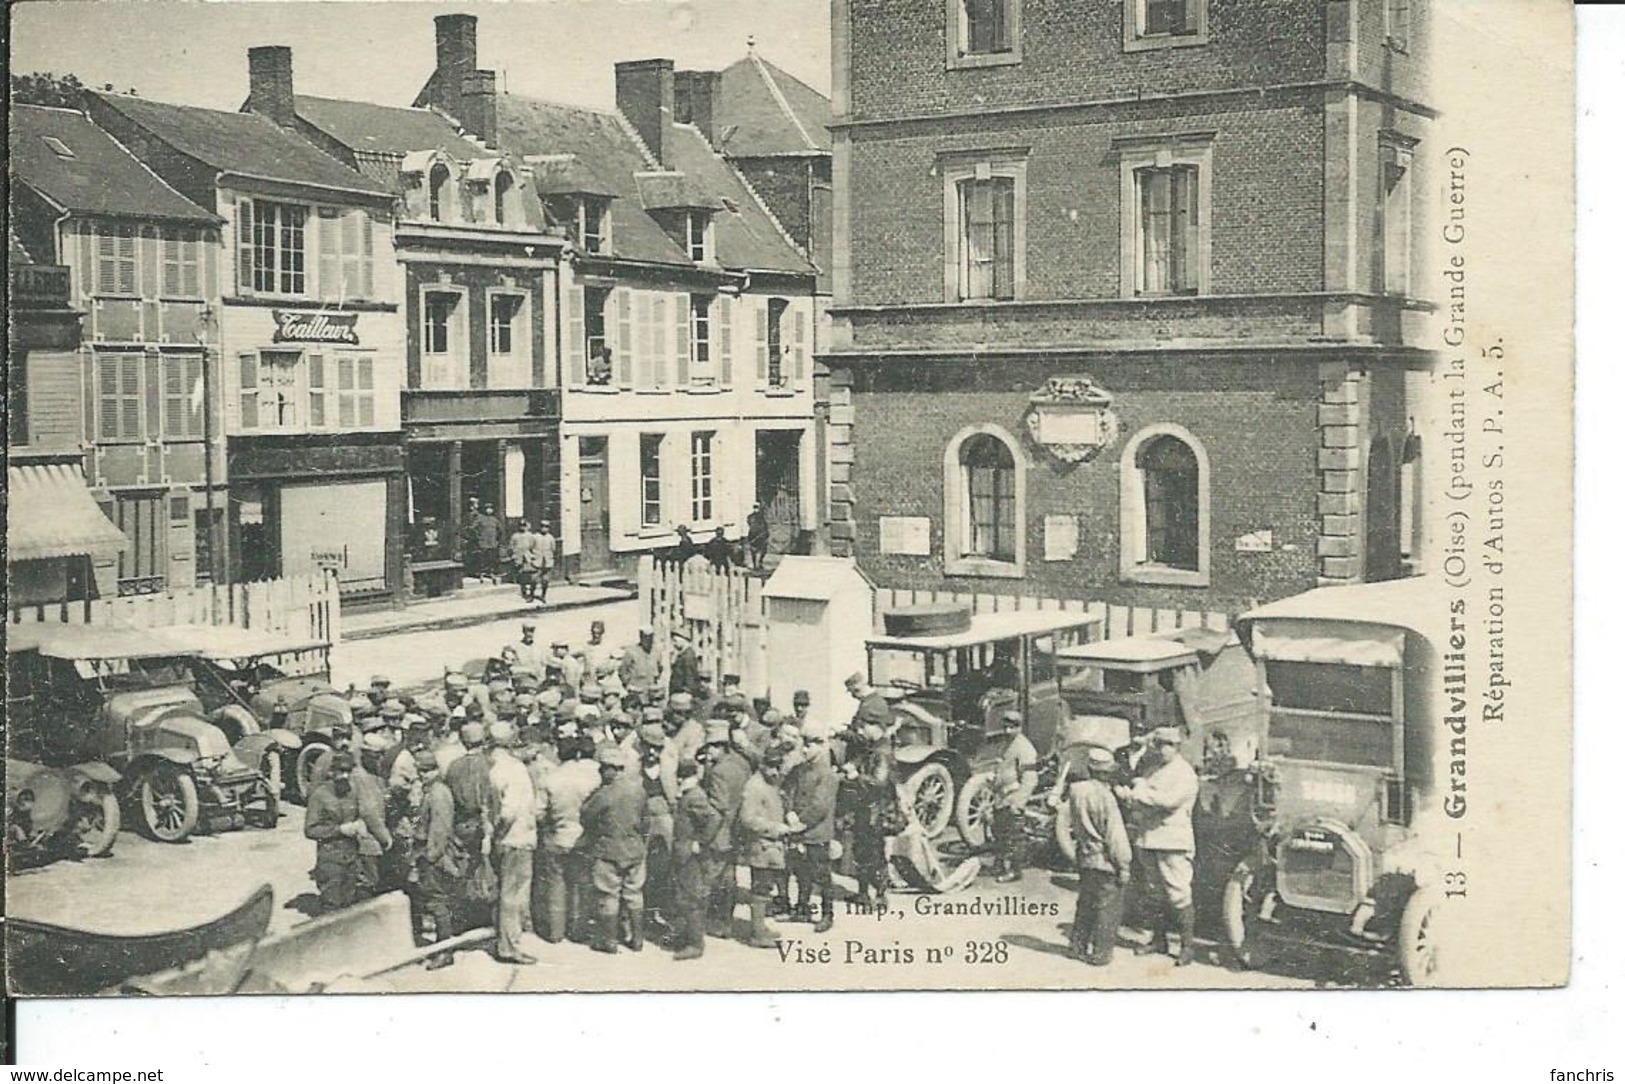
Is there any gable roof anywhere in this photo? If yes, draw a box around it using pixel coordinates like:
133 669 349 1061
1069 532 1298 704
292 95 495 160
10 104 218 224
664 124 815 275
90 92 391 199
713 53 832 157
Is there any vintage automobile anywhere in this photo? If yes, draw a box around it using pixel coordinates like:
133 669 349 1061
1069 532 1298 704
153 626 346 801
1223 579 1446 985
864 607 1103 839
5 626 281 843
5 757 121 868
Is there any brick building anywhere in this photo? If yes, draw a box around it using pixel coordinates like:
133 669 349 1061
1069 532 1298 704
86 90 409 606
414 15 820 579
9 104 224 600
825 0 1436 613
239 45 569 597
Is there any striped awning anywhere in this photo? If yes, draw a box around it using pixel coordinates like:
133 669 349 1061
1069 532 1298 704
6 463 129 561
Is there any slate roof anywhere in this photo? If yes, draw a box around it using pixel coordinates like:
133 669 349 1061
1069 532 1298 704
635 171 725 212
664 123 815 275
10 104 218 224
292 95 494 160
712 53 832 158
527 155 620 198
90 92 391 198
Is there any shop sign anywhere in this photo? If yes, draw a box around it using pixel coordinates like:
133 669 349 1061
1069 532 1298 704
1023 375 1121 464
272 309 361 346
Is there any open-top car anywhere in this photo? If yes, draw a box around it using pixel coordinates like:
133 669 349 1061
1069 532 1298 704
5 625 281 843
865 607 1103 839
152 626 345 801
1225 579 1447 985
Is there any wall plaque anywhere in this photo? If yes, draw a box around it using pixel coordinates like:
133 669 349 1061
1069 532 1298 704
879 516 931 556
1023 375 1120 463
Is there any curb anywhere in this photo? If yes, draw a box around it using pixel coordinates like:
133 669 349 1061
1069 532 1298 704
343 589 639 643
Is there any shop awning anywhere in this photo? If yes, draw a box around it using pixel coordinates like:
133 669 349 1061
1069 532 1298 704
6 463 128 561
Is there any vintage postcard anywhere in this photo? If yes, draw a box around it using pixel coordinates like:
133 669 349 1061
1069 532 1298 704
4 0 1571 998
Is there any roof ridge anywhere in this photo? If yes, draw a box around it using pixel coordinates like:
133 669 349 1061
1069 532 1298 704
12 102 89 116
749 52 818 152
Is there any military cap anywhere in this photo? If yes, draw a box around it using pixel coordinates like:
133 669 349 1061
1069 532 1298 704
413 749 441 773
1148 726 1183 746
1001 708 1023 724
521 620 537 631
609 712 636 731
844 672 866 689
537 687 563 709
443 672 470 690
575 703 601 722
361 730 394 753
670 628 692 643
516 692 538 707
1086 746 1117 771
369 674 391 687
551 639 570 650
792 689 812 706
489 720 520 747
380 699 407 719
459 722 488 747
610 648 627 661
358 714 393 734
669 692 695 711
760 707 784 727
579 683 603 704
703 719 732 746
404 712 430 729
638 723 668 748
347 694 373 713
597 745 631 769
641 705 667 724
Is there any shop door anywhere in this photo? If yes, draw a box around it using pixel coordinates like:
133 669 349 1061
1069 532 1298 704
577 437 612 573
755 431 803 551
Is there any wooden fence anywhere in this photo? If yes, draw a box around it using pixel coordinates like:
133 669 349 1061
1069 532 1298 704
7 572 342 644
640 556 1231 697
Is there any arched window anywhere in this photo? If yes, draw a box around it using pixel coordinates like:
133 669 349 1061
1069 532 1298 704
428 164 451 222
1120 424 1209 585
493 169 514 225
944 425 1025 577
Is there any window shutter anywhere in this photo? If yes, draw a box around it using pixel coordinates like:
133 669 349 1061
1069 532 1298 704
636 294 655 389
238 353 259 430
237 201 254 295
651 295 669 388
319 210 340 300
357 357 375 427
792 307 808 384
567 285 587 386
616 289 634 388
309 353 326 429
676 299 691 386
755 300 769 385
717 294 733 386
361 212 375 298
97 228 117 294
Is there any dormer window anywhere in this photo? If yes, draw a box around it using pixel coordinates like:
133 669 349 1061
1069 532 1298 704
493 169 515 225
429 163 452 222
546 195 610 255
686 211 711 263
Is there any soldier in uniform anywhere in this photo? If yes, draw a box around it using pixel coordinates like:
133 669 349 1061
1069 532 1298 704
445 722 493 928
669 758 723 960
841 714 904 908
700 719 751 936
1118 726 1200 966
579 745 650 954
737 748 792 948
533 735 601 944
304 751 366 913
508 520 540 602
533 521 558 604
845 672 893 735
513 622 547 672
639 726 676 944
414 748 463 966
791 689 813 731
486 721 538 965
1065 746 1133 965
667 629 703 701
784 729 839 932
988 708 1039 884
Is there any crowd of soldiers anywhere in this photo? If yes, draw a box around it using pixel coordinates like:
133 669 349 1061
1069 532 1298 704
302 617 1203 970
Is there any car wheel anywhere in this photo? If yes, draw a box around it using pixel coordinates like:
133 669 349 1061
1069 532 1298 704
1397 886 1441 986
294 741 331 803
76 790 121 857
1222 860 1271 970
138 765 200 843
954 771 996 849
904 761 955 839
247 774 280 830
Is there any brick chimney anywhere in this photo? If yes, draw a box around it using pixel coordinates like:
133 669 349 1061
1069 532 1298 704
674 69 722 146
461 70 498 147
435 14 479 98
615 59 675 166
247 45 295 128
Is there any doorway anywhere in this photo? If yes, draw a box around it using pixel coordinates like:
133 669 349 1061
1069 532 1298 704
756 430 803 554
577 436 612 573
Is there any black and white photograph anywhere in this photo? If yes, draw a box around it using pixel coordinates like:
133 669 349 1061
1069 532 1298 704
3 0 1578 1031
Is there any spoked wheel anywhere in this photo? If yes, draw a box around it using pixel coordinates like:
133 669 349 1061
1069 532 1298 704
1397 887 1442 986
293 741 332 803
954 771 996 849
904 762 955 839
247 758 281 830
76 791 121 857
1222 859 1273 971
138 765 200 843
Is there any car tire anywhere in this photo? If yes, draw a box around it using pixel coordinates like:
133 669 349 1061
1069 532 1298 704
76 790 121 857
293 741 331 803
1397 885 1441 986
1222 860 1271 971
903 761 956 839
954 771 997 850
138 765 199 843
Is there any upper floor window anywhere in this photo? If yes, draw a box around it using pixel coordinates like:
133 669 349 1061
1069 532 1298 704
948 0 1022 67
942 156 1027 302
1380 136 1416 296
160 230 202 297
96 353 143 441
487 290 532 390
766 298 788 388
686 211 711 263
489 293 524 356
239 349 302 430
162 355 204 439
493 170 515 225
239 349 374 432
93 225 138 296
429 164 452 223
1118 138 1212 298
421 289 469 390
241 200 307 296
691 431 715 522
688 296 712 381
547 196 611 255
1125 0 1209 50
641 433 664 527
1119 424 1210 586
317 208 374 302
584 287 613 386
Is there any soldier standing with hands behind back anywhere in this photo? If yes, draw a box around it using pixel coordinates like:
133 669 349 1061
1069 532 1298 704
1118 726 1200 966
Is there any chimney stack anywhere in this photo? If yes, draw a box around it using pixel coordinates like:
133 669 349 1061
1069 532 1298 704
247 46 296 128
435 14 479 94
615 59 676 167
674 70 723 146
461 70 498 147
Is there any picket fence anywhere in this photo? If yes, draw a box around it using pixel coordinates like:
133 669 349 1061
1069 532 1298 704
639 556 1230 698
6 572 342 645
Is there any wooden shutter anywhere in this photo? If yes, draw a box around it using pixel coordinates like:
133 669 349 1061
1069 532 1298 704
309 353 327 428
636 293 655 389
567 285 587 386
318 209 340 300
616 288 634 388
792 306 808 385
755 299 769 385
360 212 375 298
651 295 669 388
357 357 375 427
717 294 733 386
238 353 259 430
237 200 254 295
676 297 691 387
96 227 117 294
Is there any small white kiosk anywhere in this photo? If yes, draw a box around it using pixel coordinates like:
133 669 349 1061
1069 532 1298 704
760 557 875 736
